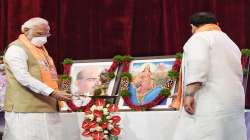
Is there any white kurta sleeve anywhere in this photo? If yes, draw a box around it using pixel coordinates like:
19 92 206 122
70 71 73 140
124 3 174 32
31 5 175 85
184 34 210 86
4 45 54 96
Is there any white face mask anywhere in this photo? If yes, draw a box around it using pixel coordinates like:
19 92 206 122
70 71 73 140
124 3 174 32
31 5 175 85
31 36 47 47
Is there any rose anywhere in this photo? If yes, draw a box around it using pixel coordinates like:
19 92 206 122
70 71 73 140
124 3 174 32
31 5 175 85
111 126 121 136
92 132 104 140
82 120 90 129
93 110 103 117
82 130 91 137
84 109 92 115
95 99 105 106
108 104 119 112
101 122 108 129
89 122 98 128
111 115 121 123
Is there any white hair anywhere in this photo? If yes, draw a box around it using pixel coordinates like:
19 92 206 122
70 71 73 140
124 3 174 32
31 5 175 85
21 17 49 33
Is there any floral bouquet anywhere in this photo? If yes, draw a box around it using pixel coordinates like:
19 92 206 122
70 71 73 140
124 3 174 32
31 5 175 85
82 99 121 140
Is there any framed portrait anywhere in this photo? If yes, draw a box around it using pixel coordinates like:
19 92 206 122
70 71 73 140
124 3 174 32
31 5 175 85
60 59 121 111
118 56 178 111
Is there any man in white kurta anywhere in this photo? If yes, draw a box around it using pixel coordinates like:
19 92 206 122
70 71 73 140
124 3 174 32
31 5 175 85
3 17 72 140
173 12 246 140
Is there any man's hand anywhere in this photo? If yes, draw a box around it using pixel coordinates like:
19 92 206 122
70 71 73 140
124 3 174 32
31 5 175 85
50 90 72 101
183 96 195 115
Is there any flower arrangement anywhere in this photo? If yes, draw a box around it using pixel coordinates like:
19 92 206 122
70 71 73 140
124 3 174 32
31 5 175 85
82 99 121 140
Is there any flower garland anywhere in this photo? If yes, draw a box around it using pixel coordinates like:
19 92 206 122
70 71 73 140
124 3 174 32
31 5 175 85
119 53 182 111
82 99 121 140
241 49 250 77
61 55 132 112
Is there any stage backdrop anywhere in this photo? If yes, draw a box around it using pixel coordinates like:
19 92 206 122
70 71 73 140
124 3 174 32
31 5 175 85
0 0 250 105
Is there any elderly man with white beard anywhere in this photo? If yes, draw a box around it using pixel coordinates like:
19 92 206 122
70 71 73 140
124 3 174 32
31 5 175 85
3 17 72 140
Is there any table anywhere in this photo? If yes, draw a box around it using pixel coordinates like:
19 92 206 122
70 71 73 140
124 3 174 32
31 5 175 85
60 111 250 140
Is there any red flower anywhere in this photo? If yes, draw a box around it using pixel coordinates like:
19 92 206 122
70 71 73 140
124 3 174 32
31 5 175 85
108 104 119 112
92 132 104 140
108 62 118 72
82 120 90 129
111 126 121 136
63 64 71 75
242 56 249 68
122 62 130 72
95 99 105 106
89 122 98 128
84 109 92 115
175 59 182 65
101 122 108 129
93 110 103 117
82 130 91 137
111 115 121 124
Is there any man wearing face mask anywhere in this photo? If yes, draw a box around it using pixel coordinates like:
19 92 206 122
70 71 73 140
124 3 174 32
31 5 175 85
3 17 72 140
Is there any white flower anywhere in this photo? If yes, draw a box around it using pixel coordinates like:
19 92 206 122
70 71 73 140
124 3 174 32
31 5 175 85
104 130 109 134
96 117 102 122
108 120 113 123
103 135 109 139
85 114 94 121
90 128 96 132
96 106 103 111
103 108 109 115
106 104 110 107
106 115 111 119
107 124 114 130
95 126 103 132
90 105 96 111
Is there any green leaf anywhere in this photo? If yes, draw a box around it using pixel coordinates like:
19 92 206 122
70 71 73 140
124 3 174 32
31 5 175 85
63 58 73 64
120 72 132 82
175 52 183 59
120 90 130 97
243 68 248 77
112 55 124 62
122 55 134 62
160 88 171 97
108 72 115 79
110 135 119 140
242 49 250 57
168 70 178 79
59 74 71 80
